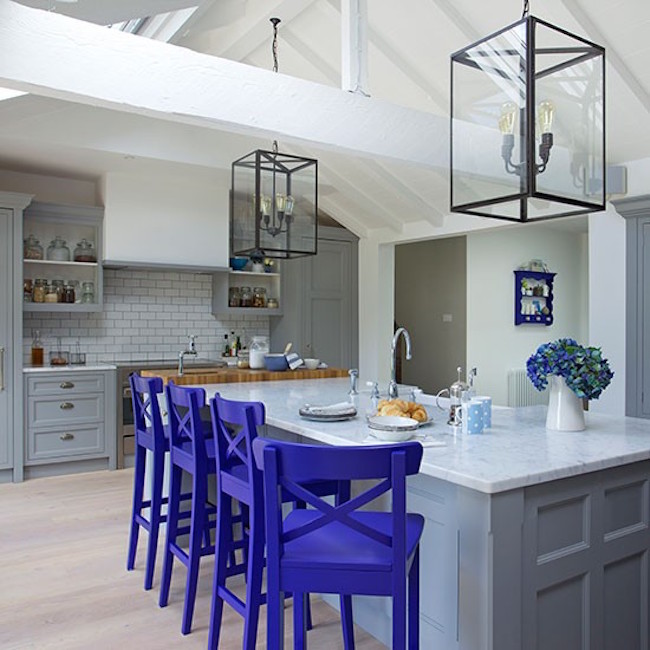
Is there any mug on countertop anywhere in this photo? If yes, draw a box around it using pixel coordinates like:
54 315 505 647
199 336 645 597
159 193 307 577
472 395 492 429
458 399 484 435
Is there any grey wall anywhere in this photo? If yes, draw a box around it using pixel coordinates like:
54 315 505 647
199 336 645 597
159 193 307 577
395 237 466 394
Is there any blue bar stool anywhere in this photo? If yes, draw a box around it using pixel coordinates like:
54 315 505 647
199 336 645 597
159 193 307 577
126 373 193 590
208 394 354 650
159 383 218 635
253 439 425 650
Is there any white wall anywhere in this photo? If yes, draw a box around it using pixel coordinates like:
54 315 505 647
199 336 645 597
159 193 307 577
588 205 626 415
0 168 97 205
101 171 229 268
467 223 588 405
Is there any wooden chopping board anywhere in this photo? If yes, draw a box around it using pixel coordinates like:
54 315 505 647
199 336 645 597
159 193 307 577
140 366 349 386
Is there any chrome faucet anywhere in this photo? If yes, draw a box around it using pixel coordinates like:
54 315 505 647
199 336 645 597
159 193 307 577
178 334 198 376
388 327 412 400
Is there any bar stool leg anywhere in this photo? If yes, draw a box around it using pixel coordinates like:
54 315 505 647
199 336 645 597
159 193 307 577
159 463 182 608
144 447 165 590
127 441 146 571
242 508 265 650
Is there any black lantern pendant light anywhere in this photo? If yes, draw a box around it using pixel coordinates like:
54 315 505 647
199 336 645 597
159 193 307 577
230 18 318 259
450 0 606 222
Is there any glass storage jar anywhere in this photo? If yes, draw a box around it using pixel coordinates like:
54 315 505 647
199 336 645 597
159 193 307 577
267 297 279 309
24 234 44 260
46 236 71 262
73 238 97 263
252 287 267 308
23 278 33 302
44 284 59 303
67 280 80 303
63 284 76 303
228 286 241 308
249 335 270 369
240 286 253 308
52 279 65 302
32 279 47 303
81 281 95 304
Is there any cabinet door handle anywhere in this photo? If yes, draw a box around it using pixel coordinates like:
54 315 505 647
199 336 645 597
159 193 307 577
0 347 4 392
60 381 75 389
60 432 75 441
60 402 75 410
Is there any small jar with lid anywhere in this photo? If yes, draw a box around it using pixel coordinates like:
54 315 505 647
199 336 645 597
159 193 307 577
46 236 71 262
67 280 81 303
81 281 95 304
51 279 65 302
240 286 253 308
24 234 44 260
267 297 279 309
228 286 241 308
23 278 33 302
73 238 97 263
63 284 76 304
252 287 267 308
32 279 47 303
44 284 59 303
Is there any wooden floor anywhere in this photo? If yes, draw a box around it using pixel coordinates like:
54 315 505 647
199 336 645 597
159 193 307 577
0 469 387 650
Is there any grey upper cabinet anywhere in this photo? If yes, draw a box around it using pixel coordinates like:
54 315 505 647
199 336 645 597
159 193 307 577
614 195 650 418
0 192 33 483
270 226 358 368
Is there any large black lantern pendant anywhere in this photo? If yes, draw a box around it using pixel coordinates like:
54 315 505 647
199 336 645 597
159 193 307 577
230 18 318 259
450 5 605 222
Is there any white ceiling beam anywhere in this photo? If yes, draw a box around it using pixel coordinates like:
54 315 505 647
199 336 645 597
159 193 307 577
324 0 447 113
560 0 650 115
317 195 370 238
341 0 369 95
427 0 481 44
0 0 447 169
360 159 444 226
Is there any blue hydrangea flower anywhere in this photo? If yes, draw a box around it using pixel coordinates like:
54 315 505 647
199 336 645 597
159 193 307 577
526 338 614 400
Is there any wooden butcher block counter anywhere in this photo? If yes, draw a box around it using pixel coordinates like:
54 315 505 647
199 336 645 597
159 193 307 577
140 365 350 386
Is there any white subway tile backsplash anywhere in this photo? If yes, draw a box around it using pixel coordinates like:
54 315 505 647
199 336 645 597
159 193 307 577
24 269 269 364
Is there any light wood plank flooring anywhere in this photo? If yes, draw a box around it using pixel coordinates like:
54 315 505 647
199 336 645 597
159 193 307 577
0 469 386 650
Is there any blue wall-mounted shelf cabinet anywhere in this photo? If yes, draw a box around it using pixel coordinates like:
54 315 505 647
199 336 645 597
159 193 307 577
514 270 556 326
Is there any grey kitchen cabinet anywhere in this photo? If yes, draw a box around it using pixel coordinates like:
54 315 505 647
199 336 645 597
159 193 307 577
270 226 358 368
0 192 32 483
23 201 104 312
24 369 116 475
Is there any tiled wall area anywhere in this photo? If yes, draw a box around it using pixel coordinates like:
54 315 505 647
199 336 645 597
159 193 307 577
23 269 269 364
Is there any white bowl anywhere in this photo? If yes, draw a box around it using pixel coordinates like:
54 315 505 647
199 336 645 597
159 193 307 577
303 358 320 370
367 415 419 441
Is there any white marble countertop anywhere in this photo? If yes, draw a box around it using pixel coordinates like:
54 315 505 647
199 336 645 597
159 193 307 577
23 364 117 373
190 377 650 495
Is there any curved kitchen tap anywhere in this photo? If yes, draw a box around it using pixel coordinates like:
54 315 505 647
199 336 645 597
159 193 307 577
178 334 198 376
388 327 412 400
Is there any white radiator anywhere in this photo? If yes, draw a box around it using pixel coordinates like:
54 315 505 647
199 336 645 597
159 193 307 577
507 368 549 407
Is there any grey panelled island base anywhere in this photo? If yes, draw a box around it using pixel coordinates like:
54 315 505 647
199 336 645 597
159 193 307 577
191 378 650 650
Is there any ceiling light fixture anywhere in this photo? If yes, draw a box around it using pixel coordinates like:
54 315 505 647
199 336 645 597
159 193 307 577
230 17 318 260
450 0 606 222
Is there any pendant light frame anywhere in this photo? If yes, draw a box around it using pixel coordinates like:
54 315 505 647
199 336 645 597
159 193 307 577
450 15 606 222
229 17 318 259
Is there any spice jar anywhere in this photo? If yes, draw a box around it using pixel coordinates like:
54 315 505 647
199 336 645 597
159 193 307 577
44 284 59 303
73 238 97 263
64 284 76 304
52 279 65 303
32 279 47 303
228 286 241 308
46 236 71 262
252 287 267 308
24 234 44 260
267 297 279 309
23 278 33 302
240 286 253 308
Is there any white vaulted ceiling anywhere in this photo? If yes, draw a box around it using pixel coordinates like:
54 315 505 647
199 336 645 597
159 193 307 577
3 0 650 237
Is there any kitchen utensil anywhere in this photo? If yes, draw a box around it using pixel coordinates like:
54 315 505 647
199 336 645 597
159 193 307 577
284 342 293 355
436 366 469 426
230 256 248 271
303 358 320 370
264 354 289 371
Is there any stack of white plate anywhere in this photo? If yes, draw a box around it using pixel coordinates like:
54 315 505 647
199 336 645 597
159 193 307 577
298 402 357 422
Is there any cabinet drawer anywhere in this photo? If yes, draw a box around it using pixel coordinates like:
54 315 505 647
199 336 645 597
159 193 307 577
27 373 105 397
27 424 105 462
28 394 104 429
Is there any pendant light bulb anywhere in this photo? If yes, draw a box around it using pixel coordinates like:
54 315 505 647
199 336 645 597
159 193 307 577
538 100 555 134
499 102 518 135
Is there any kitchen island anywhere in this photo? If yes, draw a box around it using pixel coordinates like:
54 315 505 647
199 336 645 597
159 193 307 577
190 378 650 650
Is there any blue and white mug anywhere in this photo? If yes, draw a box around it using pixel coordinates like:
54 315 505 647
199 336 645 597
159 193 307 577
458 400 484 434
473 396 492 429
